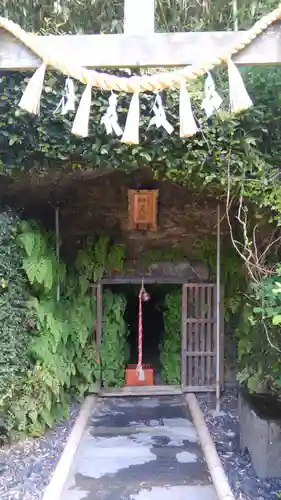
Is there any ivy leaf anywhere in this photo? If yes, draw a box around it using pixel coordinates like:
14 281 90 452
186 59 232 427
272 314 281 325
253 307 263 313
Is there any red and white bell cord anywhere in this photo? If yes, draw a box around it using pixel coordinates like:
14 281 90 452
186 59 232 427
137 284 145 381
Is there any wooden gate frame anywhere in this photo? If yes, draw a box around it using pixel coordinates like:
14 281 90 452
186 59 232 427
181 283 224 392
92 283 103 347
91 279 224 394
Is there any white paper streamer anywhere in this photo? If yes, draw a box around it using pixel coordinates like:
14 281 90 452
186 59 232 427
148 94 174 134
71 84 92 138
101 92 123 136
54 77 76 115
228 58 253 114
19 63 46 116
179 83 198 137
201 73 222 118
121 93 140 145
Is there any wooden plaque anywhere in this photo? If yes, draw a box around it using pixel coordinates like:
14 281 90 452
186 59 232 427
128 189 158 231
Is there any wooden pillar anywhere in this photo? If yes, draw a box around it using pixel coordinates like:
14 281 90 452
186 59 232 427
94 283 103 390
55 206 60 302
220 284 225 390
216 204 221 413
96 283 103 347
181 284 187 389
124 0 155 35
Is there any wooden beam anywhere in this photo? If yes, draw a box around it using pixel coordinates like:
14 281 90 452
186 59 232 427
96 283 102 348
124 0 155 35
100 385 182 397
97 276 190 284
1 23 281 71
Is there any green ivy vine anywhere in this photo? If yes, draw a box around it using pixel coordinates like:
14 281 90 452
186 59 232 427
0 212 30 442
2 67 281 229
196 238 246 320
236 269 281 395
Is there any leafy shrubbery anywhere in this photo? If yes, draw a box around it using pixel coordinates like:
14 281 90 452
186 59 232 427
100 290 128 388
160 289 181 384
0 212 30 441
0 218 101 441
237 268 281 395
0 218 129 442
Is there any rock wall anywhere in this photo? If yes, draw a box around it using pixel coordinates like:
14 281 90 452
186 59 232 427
1 167 232 275
53 168 230 267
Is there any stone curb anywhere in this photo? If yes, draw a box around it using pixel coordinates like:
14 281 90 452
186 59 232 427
42 395 95 500
186 393 235 500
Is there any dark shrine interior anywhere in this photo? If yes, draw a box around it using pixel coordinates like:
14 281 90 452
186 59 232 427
107 284 166 382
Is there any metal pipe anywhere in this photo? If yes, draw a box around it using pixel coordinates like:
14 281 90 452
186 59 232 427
55 206 60 302
124 0 155 35
216 203 221 413
186 394 235 500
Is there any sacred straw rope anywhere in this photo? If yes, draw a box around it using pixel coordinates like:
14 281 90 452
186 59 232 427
0 4 281 93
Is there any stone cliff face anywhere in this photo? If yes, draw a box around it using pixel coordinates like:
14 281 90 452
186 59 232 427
53 168 229 270
1 166 231 275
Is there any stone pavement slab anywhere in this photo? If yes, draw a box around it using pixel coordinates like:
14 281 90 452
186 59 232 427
60 395 217 500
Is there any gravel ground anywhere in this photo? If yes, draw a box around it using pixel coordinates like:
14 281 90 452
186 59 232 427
1 392 281 500
197 390 281 500
0 404 80 500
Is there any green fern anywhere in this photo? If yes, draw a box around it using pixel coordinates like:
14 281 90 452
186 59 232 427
19 223 59 291
100 290 128 388
2 226 111 441
160 290 181 384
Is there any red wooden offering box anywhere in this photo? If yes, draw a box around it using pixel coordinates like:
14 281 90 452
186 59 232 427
125 365 154 386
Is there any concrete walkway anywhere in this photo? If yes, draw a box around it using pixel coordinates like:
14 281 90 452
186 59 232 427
60 395 217 500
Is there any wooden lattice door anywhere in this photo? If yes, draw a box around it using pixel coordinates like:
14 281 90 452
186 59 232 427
181 283 224 391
